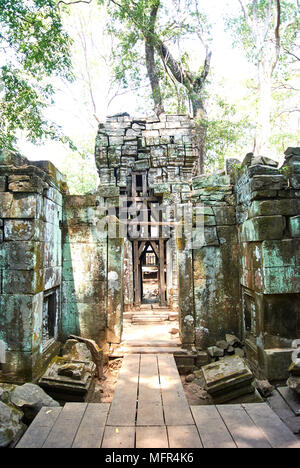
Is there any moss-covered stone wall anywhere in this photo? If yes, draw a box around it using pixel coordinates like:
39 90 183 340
0 152 64 383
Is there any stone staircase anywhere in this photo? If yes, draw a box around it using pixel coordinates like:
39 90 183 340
124 305 178 325
110 305 185 357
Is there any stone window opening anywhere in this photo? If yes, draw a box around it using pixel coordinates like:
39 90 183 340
42 288 59 350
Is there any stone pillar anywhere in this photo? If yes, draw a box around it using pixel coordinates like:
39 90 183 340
0 154 64 383
191 173 240 350
107 225 124 344
62 194 107 347
176 209 195 349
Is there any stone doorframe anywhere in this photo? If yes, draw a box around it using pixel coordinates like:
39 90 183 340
131 238 168 306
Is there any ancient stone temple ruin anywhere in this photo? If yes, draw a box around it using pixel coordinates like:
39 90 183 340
0 113 300 391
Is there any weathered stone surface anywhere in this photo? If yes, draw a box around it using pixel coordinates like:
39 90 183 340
287 376 300 394
207 346 224 358
0 401 25 448
225 334 241 347
4 219 43 241
239 216 286 242
253 379 274 397
261 348 294 381
0 193 40 219
249 199 300 218
0 176 6 191
216 340 229 350
8 174 44 193
62 339 92 362
39 357 96 403
289 216 300 238
10 383 59 421
202 356 254 403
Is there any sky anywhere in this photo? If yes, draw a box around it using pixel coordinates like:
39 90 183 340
18 0 254 169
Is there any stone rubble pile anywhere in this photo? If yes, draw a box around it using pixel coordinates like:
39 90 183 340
207 334 245 360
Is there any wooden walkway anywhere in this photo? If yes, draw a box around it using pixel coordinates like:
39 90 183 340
16 354 300 449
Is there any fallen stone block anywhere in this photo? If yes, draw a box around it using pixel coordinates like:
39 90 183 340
207 346 224 358
10 383 60 422
225 334 242 347
39 356 96 404
202 356 254 404
287 376 300 395
0 401 26 448
253 379 274 397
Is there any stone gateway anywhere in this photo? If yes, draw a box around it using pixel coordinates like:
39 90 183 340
0 115 299 387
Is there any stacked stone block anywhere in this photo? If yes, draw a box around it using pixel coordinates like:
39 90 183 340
0 152 64 382
95 114 197 199
235 150 300 380
191 172 240 350
61 195 108 347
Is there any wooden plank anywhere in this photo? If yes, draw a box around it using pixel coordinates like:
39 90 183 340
167 426 203 448
191 406 236 448
138 354 161 402
43 403 87 448
277 386 300 416
137 355 164 426
150 240 159 258
137 401 165 426
106 354 140 426
158 354 194 426
138 241 147 257
243 403 300 448
216 405 271 448
16 407 62 449
268 391 300 435
102 426 135 448
72 403 110 448
136 426 168 448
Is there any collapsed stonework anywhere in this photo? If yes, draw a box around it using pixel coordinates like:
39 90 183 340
0 115 299 385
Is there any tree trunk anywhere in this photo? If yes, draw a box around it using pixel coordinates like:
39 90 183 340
255 62 272 155
145 40 165 116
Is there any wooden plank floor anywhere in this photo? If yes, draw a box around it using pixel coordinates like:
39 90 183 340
16 354 300 449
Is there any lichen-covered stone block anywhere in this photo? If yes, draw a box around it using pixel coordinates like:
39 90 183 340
239 216 286 242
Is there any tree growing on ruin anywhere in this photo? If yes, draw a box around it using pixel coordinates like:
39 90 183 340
98 0 212 173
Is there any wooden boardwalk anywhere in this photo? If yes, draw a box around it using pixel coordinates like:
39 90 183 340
17 354 300 449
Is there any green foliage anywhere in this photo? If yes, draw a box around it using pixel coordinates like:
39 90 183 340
225 0 299 67
98 0 212 113
0 0 73 149
196 97 254 171
59 138 98 195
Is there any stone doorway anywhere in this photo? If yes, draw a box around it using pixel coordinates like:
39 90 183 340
131 238 167 307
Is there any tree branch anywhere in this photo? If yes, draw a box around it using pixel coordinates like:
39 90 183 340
57 0 93 6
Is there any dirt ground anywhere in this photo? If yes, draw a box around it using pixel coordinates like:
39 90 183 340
89 357 123 403
180 374 213 406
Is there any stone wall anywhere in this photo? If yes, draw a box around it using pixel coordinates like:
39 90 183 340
235 150 300 380
0 152 65 383
61 195 108 347
191 173 240 350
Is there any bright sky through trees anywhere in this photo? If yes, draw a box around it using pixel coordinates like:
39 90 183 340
5 0 298 193
18 0 253 165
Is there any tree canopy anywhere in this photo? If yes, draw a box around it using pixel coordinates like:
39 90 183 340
0 0 73 149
